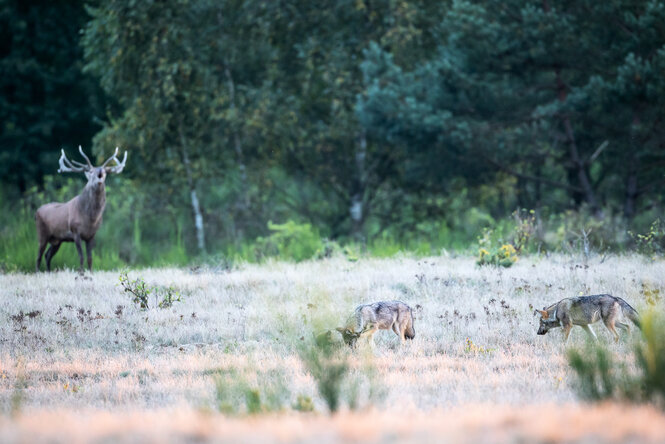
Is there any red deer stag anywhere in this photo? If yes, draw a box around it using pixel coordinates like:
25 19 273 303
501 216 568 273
35 146 127 272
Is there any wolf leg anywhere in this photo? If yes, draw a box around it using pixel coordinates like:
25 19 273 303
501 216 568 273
562 323 572 343
602 317 621 342
392 323 405 342
581 324 598 341
616 321 631 334
363 328 378 347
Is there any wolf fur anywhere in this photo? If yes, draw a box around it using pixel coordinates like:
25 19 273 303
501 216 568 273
535 294 640 342
336 300 415 347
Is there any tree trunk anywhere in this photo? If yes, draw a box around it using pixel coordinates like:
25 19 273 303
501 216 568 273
179 124 206 254
224 60 250 238
624 167 638 220
555 69 601 216
350 132 367 241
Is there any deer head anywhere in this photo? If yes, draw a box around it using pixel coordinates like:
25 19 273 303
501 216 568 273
58 145 127 188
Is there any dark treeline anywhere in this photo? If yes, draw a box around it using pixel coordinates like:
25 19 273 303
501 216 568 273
1 0 665 266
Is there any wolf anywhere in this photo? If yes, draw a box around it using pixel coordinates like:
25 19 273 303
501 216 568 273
535 294 640 342
336 300 415 347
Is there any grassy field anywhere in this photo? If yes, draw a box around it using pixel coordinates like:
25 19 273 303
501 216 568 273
1 254 664 442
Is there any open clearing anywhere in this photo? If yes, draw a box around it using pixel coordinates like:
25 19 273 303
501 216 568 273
1 255 664 442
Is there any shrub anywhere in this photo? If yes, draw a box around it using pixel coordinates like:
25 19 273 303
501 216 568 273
118 270 183 310
511 209 536 253
477 243 518 267
298 328 383 414
292 394 315 412
629 219 664 259
214 368 288 415
119 270 151 309
567 310 665 408
298 337 349 413
254 220 323 262
157 285 182 309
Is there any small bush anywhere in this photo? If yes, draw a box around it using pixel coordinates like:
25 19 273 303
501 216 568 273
292 394 315 412
298 338 348 413
214 368 288 415
157 285 182 308
568 310 665 408
477 243 518 267
511 209 536 253
298 327 383 414
629 219 664 259
254 220 323 262
118 270 183 310
119 270 151 309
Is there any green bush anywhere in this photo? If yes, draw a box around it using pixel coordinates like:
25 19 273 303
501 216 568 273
292 394 315 412
298 338 349 413
254 220 323 262
297 328 383 414
118 270 152 309
567 310 665 408
118 270 183 310
629 219 664 260
214 368 288 415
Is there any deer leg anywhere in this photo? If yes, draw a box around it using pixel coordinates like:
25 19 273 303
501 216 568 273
36 241 48 272
85 238 95 271
45 243 61 272
74 234 84 273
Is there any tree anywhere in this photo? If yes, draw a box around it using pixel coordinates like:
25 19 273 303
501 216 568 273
254 0 445 240
357 0 665 218
0 0 105 192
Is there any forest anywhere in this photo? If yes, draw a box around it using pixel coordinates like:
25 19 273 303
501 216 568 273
1 0 664 269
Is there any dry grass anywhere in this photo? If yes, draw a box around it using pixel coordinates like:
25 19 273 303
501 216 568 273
1 254 664 442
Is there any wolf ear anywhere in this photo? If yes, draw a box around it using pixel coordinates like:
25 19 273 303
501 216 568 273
539 309 549 319
335 327 345 334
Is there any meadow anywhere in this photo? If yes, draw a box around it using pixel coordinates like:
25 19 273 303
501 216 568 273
1 254 665 443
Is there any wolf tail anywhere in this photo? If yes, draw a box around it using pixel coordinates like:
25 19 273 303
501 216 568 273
618 297 641 329
404 309 415 340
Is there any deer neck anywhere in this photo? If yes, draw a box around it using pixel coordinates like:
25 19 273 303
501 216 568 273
78 182 107 221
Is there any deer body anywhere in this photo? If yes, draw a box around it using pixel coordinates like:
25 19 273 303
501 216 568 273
35 146 126 272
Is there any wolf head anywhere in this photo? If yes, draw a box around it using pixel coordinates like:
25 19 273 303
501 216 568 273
335 322 374 347
535 308 557 335
335 327 361 347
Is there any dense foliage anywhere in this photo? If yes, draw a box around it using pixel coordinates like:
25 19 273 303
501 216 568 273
1 0 664 268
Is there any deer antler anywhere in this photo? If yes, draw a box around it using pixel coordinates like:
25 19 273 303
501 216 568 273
58 148 92 173
77 145 93 168
102 147 128 174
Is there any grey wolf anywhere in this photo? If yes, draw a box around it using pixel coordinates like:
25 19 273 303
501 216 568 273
336 300 415 346
535 294 640 342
